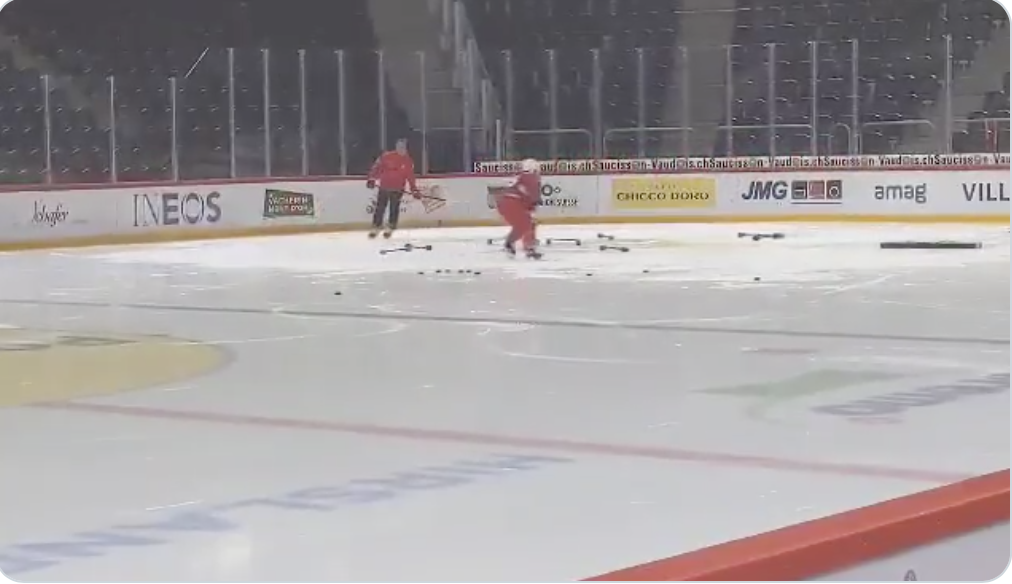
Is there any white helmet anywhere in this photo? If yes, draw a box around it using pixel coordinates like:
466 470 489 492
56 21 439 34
520 158 540 173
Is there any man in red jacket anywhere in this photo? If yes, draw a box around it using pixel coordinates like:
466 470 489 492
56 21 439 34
366 138 419 238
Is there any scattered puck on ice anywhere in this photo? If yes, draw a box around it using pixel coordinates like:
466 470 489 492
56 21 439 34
753 277 762 282
334 291 343 295
473 271 482 275
642 269 651 274
879 241 982 250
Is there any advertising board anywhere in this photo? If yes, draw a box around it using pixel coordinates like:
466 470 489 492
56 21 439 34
132 191 223 228
873 183 929 206
0 155 1006 250
0 190 116 242
475 153 1011 174
611 177 717 211
263 188 317 220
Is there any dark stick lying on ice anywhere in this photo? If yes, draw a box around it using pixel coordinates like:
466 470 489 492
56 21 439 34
545 238 582 246
379 243 434 255
737 232 786 241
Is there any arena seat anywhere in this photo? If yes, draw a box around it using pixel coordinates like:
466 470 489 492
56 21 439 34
0 0 1006 182
0 0 395 181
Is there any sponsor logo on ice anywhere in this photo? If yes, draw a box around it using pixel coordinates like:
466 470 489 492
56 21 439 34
699 370 1009 424
612 177 716 209
812 372 1009 422
0 453 571 576
133 192 222 227
0 327 223 408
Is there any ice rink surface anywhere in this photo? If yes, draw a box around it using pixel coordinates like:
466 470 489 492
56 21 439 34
0 223 1009 582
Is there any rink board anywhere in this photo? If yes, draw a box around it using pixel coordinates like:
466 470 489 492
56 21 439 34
0 154 1007 250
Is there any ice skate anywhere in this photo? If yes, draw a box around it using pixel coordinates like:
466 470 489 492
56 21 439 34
525 248 543 260
382 225 395 239
503 241 517 257
368 228 380 239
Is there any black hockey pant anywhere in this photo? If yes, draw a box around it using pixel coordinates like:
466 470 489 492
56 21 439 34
372 189 404 229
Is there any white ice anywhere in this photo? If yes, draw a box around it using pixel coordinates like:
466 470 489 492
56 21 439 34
89 223 1010 285
0 222 1007 582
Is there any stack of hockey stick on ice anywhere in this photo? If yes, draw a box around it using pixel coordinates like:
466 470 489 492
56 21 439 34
484 230 631 253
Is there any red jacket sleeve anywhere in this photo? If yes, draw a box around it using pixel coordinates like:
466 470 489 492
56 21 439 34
367 154 384 180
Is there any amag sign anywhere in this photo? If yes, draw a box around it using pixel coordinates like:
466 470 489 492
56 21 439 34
874 183 928 205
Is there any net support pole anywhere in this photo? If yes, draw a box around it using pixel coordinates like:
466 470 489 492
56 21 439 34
262 48 272 177
108 75 118 183
336 49 348 176
169 76 179 181
298 48 309 176
41 74 53 184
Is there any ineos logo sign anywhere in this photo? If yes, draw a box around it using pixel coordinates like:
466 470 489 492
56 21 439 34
133 192 223 227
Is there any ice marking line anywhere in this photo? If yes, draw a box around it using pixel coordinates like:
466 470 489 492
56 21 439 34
819 274 895 297
874 298 1010 316
167 334 312 346
33 401 970 484
271 305 412 337
494 348 656 365
144 501 201 512
0 298 1006 347
627 315 760 326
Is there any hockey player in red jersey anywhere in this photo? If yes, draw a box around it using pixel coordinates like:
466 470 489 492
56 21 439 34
494 158 543 259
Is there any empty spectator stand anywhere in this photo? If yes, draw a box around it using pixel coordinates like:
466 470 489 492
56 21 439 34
0 0 404 182
462 0 1009 158
0 0 1006 185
